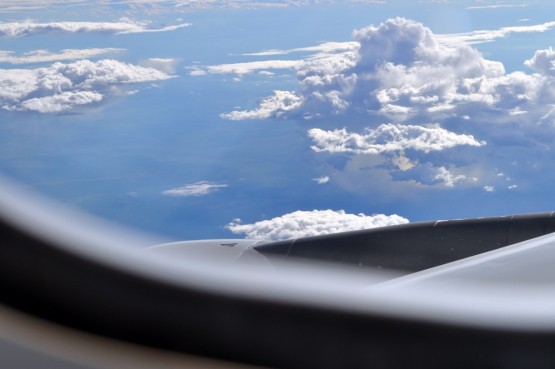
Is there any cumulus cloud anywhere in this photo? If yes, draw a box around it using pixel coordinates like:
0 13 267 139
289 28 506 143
220 90 303 120
0 19 191 38
226 209 409 240
0 48 123 64
524 47 555 76
19 91 103 113
219 19 555 186
308 124 485 154
222 17 529 121
199 17 555 192
0 59 173 113
216 18 555 125
432 166 466 187
162 181 228 197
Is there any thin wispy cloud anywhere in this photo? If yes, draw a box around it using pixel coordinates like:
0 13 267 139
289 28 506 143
162 181 228 197
0 0 383 14
467 3 529 10
190 41 359 81
0 0 87 13
0 19 191 38
142 58 180 73
242 41 359 57
0 48 123 64
437 20 555 45
188 60 301 76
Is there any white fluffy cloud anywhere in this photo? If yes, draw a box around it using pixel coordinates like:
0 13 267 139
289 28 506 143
300 17 514 121
0 19 191 38
226 209 409 240
524 47 555 76
308 124 485 154
217 18 555 125
432 166 466 187
210 17 555 191
0 48 123 64
162 181 228 197
19 91 103 113
0 59 173 113
221 90 303 120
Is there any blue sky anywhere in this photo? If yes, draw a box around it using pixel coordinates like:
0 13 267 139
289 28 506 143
2 1 555 242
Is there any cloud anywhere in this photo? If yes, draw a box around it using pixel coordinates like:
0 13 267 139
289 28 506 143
308 124 485 154
189 41 359 79
0 48 123 64
226 209 409 240
466 3 529 10
242 41 359 57
219 22 555 123
19 91 103 113
432 166 466 187
524 47 555 76
437 20 555 45
173 0 290 11
188 59 301 76
222 17 525 121
0 0 88 13
220 90 303 120
313 176 330 184
162 181 228 197
0 0 386 14
191 18 555 83
207 17 555 192
142 58 180 74
0 19 191 38
0 59 173 113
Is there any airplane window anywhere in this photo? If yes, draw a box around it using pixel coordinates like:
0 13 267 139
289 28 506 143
3 1 555 368
4 0 555 244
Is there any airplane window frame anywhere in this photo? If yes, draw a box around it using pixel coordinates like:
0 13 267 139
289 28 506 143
2 177 555 368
